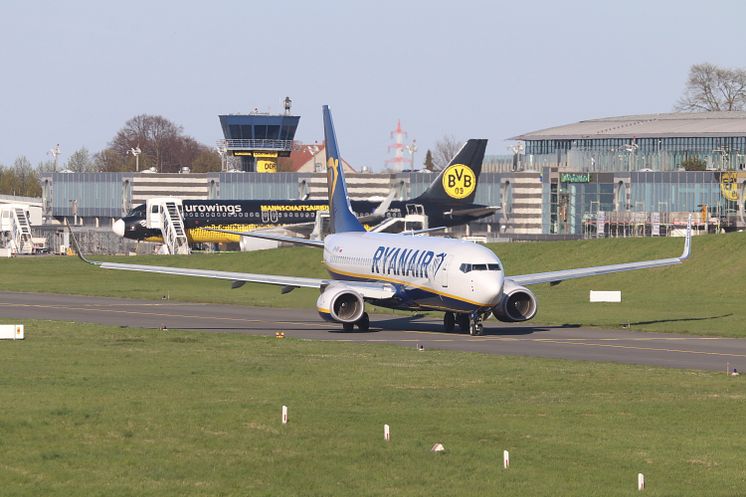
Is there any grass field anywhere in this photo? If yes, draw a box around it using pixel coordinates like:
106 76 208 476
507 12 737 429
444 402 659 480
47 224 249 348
1 231 745 336
1 320 745 496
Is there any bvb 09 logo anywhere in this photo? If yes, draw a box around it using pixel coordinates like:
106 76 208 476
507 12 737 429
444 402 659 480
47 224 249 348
442 164 476 199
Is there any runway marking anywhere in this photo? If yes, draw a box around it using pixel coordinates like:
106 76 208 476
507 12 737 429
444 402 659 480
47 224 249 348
0 302 332 329
3 300 746 362
527 338 746 359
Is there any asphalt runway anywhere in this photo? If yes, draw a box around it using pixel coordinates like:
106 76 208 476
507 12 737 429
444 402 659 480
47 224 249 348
1 291 744 372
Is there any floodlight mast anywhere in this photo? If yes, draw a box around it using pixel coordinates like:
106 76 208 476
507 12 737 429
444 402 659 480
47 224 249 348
215 146 227 171
406 139 417 192
48 144 62 172
127 146 142 172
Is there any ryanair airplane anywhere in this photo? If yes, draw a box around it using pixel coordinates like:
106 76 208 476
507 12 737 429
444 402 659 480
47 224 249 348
112 139 496 244
73 106 691 335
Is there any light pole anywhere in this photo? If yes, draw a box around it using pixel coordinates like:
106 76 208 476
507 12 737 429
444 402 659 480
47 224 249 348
48 144 61 172
215 146 226 171
406 140 417 196
310 144 321 172
127 146 142 172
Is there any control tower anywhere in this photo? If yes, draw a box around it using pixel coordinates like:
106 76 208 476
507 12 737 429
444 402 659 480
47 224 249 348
217 98 300 172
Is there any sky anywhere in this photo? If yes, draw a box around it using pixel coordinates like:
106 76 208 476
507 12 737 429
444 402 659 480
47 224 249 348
1 0 746 170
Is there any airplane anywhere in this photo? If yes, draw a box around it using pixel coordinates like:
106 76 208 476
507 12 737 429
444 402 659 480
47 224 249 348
72 105 691 336
111 139 496 245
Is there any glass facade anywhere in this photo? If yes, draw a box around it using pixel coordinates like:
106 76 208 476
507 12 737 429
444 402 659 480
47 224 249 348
524 137 746 173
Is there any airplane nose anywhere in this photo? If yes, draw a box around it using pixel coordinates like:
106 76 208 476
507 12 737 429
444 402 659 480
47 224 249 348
112 219 125 237
484 275 504 307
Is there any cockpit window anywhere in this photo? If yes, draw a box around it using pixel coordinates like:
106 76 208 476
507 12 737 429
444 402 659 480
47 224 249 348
460 262 501 273
125 204 146 218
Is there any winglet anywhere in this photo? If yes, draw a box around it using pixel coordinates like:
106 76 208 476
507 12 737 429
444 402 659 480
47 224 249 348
66 224 100 266
680 214 692 261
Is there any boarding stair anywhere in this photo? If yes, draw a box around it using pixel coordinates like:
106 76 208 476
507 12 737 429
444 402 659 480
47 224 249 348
370 204 428 234
0 205 33 254
161 201 190 255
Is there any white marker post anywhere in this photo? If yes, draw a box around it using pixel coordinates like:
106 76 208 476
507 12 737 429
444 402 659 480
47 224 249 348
384 424 390 442
638 473 645 491
503 450 510 469
282 405 288 424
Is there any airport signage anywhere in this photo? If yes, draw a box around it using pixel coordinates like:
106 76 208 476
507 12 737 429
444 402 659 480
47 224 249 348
560 172 591 183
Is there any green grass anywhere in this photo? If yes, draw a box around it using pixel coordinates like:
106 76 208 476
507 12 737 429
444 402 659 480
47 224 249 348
1 231 745 336
0 320 745 496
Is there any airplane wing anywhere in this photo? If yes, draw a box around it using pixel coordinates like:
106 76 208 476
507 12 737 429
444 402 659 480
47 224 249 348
445 206 500 218
205 228 324 247
509 215 692 286
358 188 398 224
69 226 395 298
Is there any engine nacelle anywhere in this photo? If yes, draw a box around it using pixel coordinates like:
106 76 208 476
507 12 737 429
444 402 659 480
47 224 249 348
492 279 538 323
316 284 365 323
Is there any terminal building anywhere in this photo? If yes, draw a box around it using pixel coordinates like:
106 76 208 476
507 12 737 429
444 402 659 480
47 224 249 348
29 110 746 254
511 112 746 235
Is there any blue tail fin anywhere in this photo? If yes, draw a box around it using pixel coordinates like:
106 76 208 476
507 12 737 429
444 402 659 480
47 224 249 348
323 105 366 234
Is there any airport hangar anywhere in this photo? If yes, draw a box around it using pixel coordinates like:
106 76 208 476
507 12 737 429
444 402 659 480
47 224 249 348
30 110 746 254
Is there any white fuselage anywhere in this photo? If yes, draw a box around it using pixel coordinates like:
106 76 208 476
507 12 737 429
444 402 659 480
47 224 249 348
323 232 504 313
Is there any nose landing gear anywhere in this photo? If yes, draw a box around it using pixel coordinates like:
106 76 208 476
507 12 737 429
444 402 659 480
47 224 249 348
442 311 485 336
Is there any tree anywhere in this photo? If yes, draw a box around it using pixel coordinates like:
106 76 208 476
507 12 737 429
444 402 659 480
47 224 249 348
105 114 218 173
681 156 706 171
423 149 435 171
66 147 96 172
433 135 462 169
675 63 746 112
0 156 41 197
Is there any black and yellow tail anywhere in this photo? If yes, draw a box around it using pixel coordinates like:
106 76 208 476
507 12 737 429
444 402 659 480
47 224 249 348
416 139 487 204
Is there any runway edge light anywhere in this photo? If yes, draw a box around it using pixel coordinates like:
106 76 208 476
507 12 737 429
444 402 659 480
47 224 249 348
0 324 24 340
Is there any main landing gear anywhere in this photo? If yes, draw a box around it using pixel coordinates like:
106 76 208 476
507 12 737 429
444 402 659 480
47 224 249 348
342 312 370 332
443 311 484 336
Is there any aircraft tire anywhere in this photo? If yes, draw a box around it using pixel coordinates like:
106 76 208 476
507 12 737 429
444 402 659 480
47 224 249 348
443 312 455 332
457 313 470 333
470 321 483 336
342 322 355 332
357 312 370 331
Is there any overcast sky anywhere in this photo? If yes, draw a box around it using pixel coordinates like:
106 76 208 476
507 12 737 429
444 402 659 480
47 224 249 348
1 0 745 170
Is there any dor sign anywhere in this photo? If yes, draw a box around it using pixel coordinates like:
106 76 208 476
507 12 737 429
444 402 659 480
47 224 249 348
0 324 24 340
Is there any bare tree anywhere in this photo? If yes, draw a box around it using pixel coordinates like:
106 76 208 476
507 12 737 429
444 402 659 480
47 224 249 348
432 135 463 169
675 63 746 112
105 114 220 173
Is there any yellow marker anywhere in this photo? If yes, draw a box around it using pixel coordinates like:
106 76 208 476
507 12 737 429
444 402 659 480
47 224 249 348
275 331 285 339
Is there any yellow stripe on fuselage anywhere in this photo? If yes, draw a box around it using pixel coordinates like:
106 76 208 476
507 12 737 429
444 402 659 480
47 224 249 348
324 263 495 308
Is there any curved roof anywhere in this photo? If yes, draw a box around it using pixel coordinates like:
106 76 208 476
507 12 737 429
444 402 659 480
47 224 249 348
511 111 746 141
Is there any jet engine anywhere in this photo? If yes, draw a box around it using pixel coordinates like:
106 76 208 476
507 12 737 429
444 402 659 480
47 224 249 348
492 279 537 323
316 284 365 323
